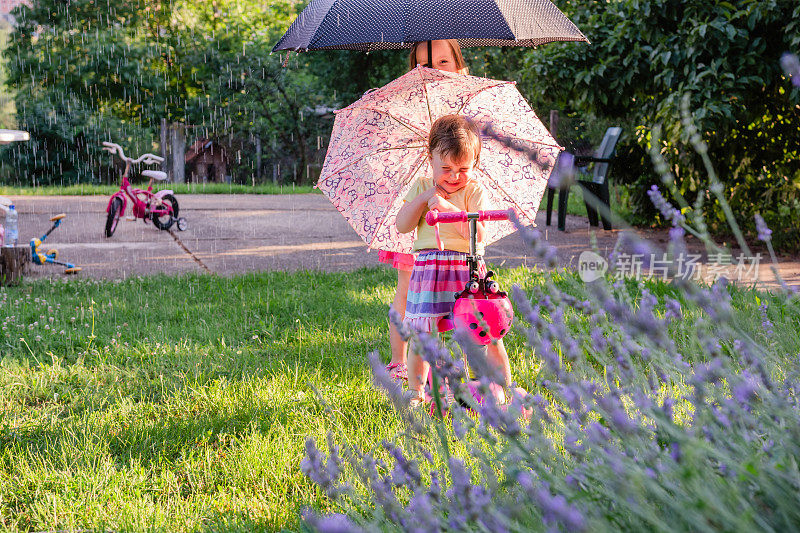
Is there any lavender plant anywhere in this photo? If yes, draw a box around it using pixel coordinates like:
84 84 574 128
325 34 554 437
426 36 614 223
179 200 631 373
299 95 800 531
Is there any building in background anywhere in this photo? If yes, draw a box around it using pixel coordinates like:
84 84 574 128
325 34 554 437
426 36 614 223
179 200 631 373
185 138 228 183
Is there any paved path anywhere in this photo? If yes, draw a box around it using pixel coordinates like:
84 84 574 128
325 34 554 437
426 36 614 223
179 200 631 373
6 194 800 291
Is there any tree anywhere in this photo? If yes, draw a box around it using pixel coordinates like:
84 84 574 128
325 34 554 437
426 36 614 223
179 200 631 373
521 0 800 249
3 0 335 185
4 0 173 184
180 0 335 184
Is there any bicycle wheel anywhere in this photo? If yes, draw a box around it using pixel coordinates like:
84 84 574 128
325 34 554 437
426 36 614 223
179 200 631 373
105 197 123 237
151 194 178 230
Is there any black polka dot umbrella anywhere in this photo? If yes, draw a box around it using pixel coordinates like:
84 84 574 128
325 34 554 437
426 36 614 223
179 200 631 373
272 0 588 52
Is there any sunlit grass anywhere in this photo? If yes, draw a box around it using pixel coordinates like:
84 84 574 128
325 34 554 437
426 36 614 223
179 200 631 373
0 182 318 196
0 268 796 530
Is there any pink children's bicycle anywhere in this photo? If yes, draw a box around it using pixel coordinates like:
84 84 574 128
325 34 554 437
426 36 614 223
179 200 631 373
101 141 187 237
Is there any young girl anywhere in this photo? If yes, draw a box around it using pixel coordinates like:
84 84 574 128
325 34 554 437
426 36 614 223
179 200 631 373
395 114 489 404
381 39 470 382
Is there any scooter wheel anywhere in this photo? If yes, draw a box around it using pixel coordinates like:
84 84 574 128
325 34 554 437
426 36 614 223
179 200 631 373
176 217 188 231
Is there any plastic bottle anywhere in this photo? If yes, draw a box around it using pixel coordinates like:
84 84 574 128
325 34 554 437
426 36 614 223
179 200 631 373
4 205 18 247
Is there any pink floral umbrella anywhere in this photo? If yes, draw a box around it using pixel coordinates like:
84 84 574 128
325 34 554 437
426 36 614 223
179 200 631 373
317 66 563 253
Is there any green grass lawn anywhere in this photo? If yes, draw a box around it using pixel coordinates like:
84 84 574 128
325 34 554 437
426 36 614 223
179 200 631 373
0 182 318 196
0 268 794 531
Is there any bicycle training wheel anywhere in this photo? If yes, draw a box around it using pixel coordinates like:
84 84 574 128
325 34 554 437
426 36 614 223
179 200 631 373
151 194 178 230
105 197 123 237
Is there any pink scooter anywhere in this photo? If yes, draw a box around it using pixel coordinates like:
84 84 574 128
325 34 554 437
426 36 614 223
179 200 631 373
101 141 187 237
423 209 519 416
426 209 515 344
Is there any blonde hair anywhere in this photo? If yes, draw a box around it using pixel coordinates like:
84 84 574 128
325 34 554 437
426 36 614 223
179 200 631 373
408 40 469 74
428 115 481 166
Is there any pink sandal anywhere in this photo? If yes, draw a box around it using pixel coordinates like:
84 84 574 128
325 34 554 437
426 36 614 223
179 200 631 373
386 362 408 382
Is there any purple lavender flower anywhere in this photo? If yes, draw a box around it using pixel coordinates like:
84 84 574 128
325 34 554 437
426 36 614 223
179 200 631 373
368 351 413 411
733 372 758 405
669 442 682 463
384 442 421 487
647 184 684 226
610 407 636 433
444 457 505 531
669 225 685 243
712 406 731 428
550 152 575 188
300 437 342 495
530 393 553 424
759 302 774 337
530 485 587 532
661 397 674 422
302 511 365 533
405 491 443 531
560 383 583 411
451 414 470 440
428 470 442 502
590 326 608 352
664 297 682 321
754 213 772 242
781 52 800 87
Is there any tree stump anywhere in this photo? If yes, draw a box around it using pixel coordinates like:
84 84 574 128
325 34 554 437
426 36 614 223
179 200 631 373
0 246 29 286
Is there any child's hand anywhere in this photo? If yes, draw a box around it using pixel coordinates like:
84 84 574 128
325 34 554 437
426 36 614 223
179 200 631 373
427 194 455 212
420 185 448 203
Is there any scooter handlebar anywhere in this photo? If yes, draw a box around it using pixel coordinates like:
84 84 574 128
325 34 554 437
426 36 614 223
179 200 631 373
426 209 513 226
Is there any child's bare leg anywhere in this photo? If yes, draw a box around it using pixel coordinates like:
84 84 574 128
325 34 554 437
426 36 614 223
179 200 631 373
388 269 411 366
407 342 430 401
487 339 511 403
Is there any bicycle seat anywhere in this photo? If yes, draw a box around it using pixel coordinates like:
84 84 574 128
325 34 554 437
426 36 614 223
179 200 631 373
142 170 168 181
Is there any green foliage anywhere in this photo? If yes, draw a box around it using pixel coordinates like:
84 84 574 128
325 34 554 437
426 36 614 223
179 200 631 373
183 37 333 185
5 0 173 184
3 0 340 186
305 49 407 104
522 0 800 250
0 19 15 129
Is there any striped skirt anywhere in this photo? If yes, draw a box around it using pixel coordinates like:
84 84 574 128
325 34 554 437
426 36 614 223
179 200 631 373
404 249 487 333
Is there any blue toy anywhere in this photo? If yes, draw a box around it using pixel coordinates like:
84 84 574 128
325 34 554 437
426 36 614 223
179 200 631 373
30 214 81 274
